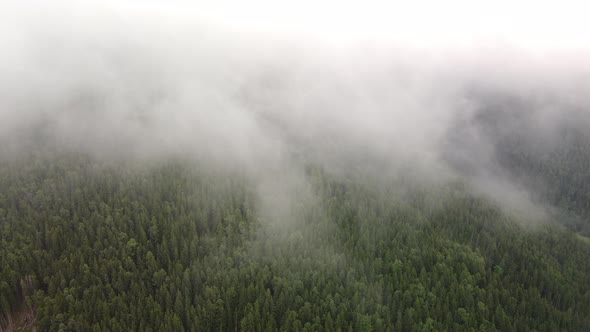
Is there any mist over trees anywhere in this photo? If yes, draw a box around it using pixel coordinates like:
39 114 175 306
2 154 590 331
1 1 590 331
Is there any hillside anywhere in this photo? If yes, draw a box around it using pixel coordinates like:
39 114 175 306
1 152 589 331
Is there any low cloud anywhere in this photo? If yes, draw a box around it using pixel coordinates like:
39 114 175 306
1 0 589 225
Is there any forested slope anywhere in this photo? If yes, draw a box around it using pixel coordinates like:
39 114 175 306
452 93 590 235
1 152 590 331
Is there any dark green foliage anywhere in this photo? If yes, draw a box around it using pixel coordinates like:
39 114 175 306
1 152 589 331
497 128 590 235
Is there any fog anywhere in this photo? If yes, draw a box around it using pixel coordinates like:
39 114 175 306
2 1 590 224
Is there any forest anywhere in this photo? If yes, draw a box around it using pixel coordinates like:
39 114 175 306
2 2 590 331
1 148 589 331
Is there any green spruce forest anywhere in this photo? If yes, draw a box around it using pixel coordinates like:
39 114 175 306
1 148 589 331
2 4 590 331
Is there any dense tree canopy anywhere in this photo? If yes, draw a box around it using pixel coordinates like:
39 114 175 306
1 152 589 331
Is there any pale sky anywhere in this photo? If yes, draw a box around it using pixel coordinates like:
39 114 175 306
110 0 590 51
